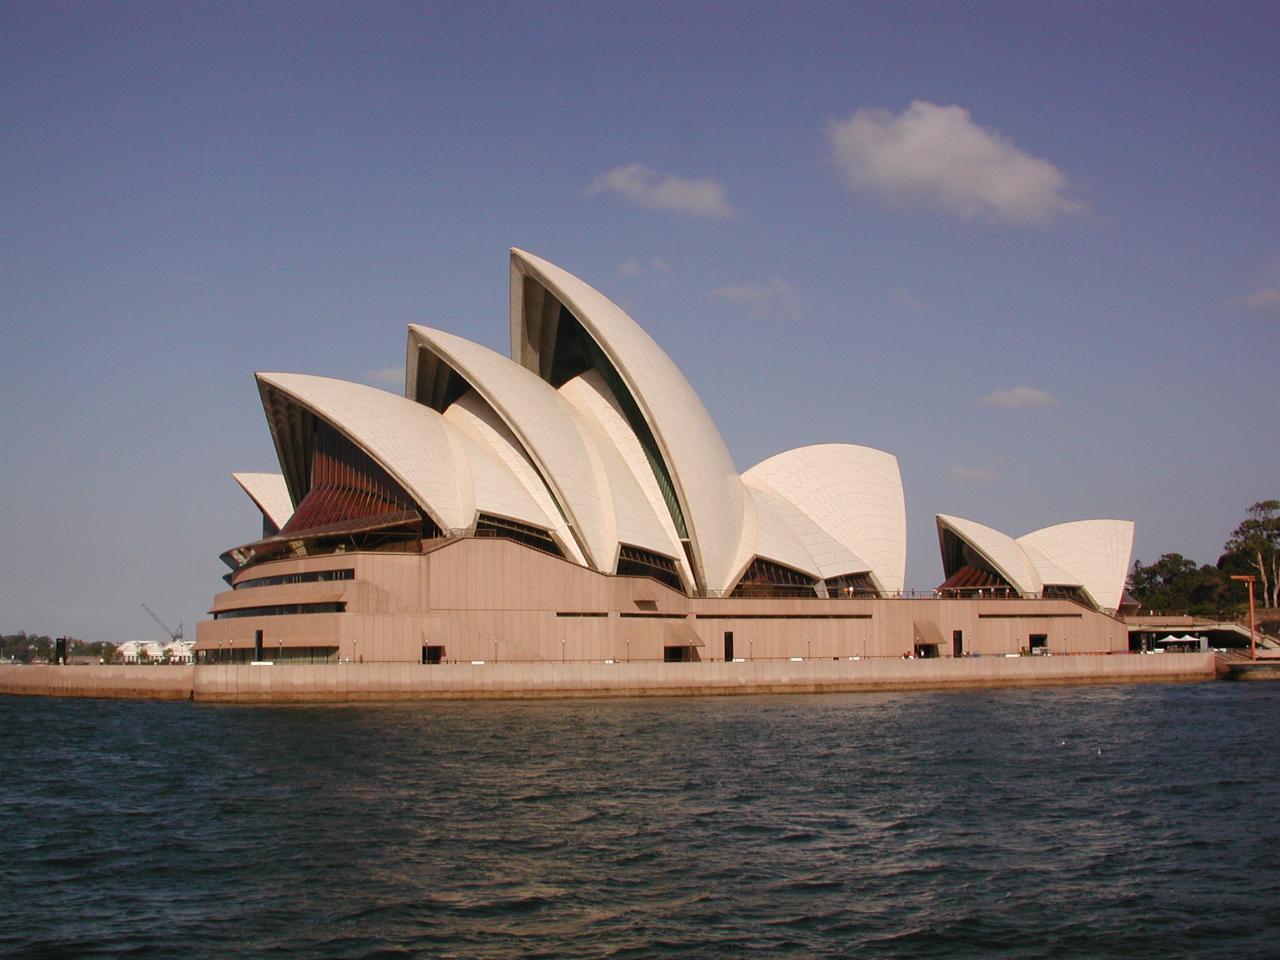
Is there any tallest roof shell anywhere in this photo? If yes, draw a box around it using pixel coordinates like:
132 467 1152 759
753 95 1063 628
508 249 746 594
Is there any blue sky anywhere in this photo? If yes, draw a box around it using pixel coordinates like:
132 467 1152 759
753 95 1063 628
3 1 1276 643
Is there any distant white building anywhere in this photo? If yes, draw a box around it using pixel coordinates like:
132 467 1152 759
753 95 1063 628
163 640 195 664
118 641 168 663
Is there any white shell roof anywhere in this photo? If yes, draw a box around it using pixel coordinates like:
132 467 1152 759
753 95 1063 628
936 514 1043 595
410 324 619 571
1018 519 1135 612
445 418 556 532
259 372 475 532
231 472 294 530
742 476 867 581
442 391 587 565
559 373 692 578
743 444 907 595
510 249 746 594
257 372 555 539
1017 541 1081 589
741 482 822 579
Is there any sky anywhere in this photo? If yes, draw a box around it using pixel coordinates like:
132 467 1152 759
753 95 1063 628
2 1 1277 644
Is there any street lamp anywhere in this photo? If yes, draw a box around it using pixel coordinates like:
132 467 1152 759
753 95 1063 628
1230 575 1258 660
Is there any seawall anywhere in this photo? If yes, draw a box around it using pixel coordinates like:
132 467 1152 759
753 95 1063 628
0 664 194 700
1 654 1217 703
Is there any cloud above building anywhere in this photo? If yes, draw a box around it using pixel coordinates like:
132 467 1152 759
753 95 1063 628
587 163 735 219
711 278 803 321
948 465 999 483
1232 287 1280 312
618 256 674 277
827 101 1086 225
978 386 1057 408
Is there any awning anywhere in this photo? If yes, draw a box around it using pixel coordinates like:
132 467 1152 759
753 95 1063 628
664 620 705 648
913 620 945 647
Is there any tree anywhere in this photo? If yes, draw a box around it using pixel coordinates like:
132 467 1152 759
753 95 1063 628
1220 499 1280 609
1128 553 1231 616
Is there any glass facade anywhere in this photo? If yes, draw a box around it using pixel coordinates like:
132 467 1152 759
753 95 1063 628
615 545 683 592
234 568 355 590
213 602 346 620
474 514 563 557
730 558 820 598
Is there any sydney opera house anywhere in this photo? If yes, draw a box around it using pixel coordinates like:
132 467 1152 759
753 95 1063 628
195 250 1134 666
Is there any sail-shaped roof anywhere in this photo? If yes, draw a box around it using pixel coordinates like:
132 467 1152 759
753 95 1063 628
1017 519 1135 612
231 472 294 531
937 514 1135 612
743 444 906 595
936 514 1043 595
509 249 746 594
407 325 613 568
256 372 552 537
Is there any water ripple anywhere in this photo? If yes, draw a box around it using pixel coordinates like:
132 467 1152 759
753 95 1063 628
2 684 1278 957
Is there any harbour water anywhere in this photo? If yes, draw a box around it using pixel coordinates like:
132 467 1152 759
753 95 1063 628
2 683 1277 958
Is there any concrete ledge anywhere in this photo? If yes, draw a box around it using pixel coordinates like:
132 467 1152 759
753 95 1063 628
0 664 193 700
2 655 1218 703
1221 660 1280 681
190 654 1217 704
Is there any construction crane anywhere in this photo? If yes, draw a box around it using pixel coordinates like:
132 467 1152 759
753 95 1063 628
141 603 183 642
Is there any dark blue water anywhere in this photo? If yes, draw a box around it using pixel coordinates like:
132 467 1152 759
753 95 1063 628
2 683 1277 958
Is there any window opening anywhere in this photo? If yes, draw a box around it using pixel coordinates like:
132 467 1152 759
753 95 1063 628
616 545 684 592
474 514 564 557
730 558 820 599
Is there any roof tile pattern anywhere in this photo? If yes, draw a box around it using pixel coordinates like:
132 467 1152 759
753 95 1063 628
1017 519 1135 612
744 445 906 595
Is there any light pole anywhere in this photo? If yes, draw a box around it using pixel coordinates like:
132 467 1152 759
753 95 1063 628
1230 575 1258 660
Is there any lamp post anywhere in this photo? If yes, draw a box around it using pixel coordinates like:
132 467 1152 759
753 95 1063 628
1230 575 1258 660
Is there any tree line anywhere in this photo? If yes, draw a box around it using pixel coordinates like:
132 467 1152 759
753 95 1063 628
1 633 115 663
1128 500 1280 616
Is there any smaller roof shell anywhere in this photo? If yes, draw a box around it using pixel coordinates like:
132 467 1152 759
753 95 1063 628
936 514 1135 613
936 514 1043 595
256 372 556 538
744 444 906 595
1017 519 1135 612
231 472 294 531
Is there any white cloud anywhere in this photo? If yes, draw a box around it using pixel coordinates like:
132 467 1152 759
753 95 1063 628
949 465 999 484
711 278 802 322
1232 287 1280 312
895 289 923 310
618 256 674 278
826 101 1087 224
587 163 735 219
366 366 404 389
978 386 1057 409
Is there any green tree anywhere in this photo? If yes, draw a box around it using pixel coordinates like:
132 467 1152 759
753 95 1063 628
1128 553 1231 616
1219 499 1280 609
